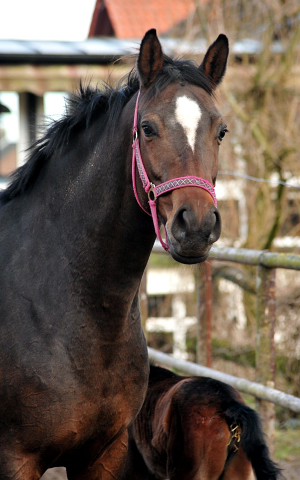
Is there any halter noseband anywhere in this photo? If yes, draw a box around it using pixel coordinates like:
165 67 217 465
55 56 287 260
132 91 217 251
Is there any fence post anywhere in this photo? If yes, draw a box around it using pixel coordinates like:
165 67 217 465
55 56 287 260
256 263 276 455
195 263 206 364
205 261 212 368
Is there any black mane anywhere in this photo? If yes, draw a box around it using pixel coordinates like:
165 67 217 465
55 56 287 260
0 55 214 204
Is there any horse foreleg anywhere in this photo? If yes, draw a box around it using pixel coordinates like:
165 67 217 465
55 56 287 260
0 449 40 480
67 430 128 480
120 435 157 480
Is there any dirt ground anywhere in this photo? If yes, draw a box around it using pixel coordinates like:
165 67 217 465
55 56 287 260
41 460 300 480
41 469 66 480
278 459 300 480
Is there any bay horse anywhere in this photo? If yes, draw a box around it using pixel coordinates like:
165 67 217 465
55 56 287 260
122 365 282 480
0 30 229 479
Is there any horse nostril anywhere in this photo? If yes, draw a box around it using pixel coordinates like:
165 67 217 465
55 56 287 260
172 206 194 241
175 209 188 240
208 208 221 244
182 210 191 230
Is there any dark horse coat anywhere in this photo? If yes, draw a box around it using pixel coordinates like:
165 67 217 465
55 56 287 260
121 365 282 480
0 29 229 480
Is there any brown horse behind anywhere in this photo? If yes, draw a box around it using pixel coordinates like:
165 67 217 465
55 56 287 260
121 365 282 480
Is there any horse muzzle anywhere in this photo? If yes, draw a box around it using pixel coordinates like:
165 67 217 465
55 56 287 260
166 205 221 264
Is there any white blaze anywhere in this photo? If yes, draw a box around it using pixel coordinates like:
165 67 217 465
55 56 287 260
175 95 201 152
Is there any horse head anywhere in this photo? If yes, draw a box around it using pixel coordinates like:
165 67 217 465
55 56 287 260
133 29 229 264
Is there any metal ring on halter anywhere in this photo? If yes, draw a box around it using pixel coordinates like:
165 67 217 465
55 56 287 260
147 183 156 201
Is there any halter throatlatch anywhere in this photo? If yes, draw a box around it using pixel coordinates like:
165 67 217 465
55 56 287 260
132 91 217 251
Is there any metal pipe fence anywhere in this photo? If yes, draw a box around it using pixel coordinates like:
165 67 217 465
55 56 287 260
153 242 300 270
148 347 300 413
208 245 300 270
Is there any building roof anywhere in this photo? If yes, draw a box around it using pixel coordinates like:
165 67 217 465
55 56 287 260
0 36 208 93
88 0 196 39
0 36 284 68
0 38 133 65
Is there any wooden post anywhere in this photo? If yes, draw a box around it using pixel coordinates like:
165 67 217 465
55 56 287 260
195 261 213 367
205 261 212 368
256 264 276 455
18 92 44 166
195 263 206 364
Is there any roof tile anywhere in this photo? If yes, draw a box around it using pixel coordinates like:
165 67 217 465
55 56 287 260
91 0 196 39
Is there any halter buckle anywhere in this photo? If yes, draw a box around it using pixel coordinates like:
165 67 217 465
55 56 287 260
133 129 138 142
147 183 157 201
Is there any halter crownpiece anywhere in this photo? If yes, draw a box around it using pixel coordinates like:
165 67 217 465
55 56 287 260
132 91 218 251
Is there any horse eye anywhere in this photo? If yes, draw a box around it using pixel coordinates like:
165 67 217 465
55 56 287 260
142 125 155 137
218 128 228 142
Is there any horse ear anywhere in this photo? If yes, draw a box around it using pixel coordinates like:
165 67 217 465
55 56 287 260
137 29 164 88
200 34 229 89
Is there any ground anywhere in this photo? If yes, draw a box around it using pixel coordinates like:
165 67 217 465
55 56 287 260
40 425 300 479
41 469 66 480
39 406 300 480
40 462 300 480
274 428 300 480
279 460 300 480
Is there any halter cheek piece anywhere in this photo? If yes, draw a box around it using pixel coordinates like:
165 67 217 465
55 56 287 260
132 91 217 251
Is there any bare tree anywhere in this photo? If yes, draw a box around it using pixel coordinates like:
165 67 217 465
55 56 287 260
178 0 300 250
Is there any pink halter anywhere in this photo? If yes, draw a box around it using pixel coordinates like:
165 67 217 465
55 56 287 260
132 91 217 251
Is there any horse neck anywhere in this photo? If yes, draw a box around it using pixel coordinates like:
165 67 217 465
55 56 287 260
44 107 156 301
